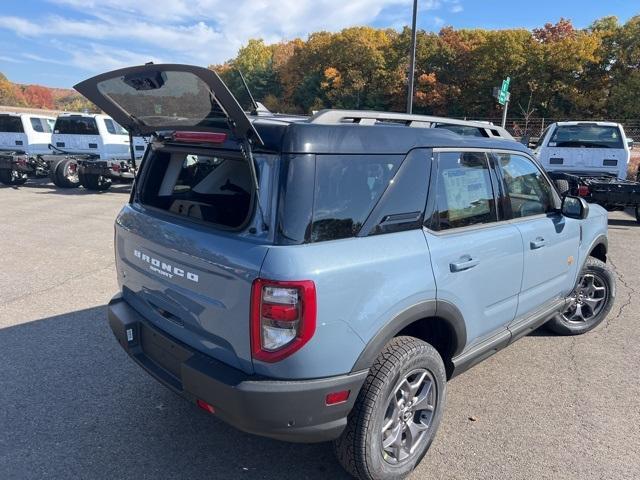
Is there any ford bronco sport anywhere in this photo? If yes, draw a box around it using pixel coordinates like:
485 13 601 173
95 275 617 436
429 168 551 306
76 65 615 480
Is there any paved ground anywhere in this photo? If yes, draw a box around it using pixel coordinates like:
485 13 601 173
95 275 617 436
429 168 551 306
1 179 639 480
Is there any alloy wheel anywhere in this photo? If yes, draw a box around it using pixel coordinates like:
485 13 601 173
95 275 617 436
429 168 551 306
562 272 608 323
381 368 436 464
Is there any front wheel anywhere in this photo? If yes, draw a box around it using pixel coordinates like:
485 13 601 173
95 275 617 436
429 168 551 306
547 257 615 335
334 336 446 480
0 168 27 185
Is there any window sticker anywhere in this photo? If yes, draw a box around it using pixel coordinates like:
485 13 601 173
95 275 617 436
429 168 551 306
442 168 491 221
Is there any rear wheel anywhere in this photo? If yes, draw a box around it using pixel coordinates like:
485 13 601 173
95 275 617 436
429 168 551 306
547 257 615 335
81 172 112 191
334 336 446 480
0 168 27 185
54 159 80 188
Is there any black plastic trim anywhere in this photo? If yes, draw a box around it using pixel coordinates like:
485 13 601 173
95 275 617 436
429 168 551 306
351 299 466 372
108 295 367 443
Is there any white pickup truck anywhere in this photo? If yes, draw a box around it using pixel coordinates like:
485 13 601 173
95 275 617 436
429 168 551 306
51 113 147 190
534 121 640 222
0 112 55 185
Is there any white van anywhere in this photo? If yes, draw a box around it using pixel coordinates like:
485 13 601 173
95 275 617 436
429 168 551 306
534 121 632 180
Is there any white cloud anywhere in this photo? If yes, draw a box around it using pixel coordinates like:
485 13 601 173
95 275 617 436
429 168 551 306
0 0 458 77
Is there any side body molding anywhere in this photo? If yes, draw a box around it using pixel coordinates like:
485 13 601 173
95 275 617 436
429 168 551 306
351 300 467 373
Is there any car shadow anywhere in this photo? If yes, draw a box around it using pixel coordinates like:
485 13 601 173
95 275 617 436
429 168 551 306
0 306 348 479
607 208 638 228
0 178 132 195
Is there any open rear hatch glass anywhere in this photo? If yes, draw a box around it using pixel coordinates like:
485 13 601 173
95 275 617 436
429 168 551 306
74 64 262 145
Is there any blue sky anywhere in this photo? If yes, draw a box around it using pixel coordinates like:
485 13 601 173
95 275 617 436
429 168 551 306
0 0 637 88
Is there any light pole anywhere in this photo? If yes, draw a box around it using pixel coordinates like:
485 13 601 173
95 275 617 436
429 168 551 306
407 0 418 114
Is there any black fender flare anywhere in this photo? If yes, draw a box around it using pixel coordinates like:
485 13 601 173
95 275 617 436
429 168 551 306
351 300 467 372
586 234 608 261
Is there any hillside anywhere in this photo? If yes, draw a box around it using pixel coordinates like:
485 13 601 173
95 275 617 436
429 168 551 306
0 72 97 112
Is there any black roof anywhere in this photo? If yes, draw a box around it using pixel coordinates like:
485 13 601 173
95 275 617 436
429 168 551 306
250 115 530 155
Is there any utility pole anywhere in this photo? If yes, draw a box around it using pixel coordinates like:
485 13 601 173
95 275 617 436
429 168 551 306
501 93 510 129
407 0 418 114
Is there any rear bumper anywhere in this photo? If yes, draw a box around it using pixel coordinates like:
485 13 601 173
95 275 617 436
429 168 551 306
107 294 367 443
0 154 31 172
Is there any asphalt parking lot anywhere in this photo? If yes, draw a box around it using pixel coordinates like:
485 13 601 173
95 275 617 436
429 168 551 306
1 179 639 480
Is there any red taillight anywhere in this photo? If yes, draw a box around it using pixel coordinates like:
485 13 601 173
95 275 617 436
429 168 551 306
16 155 27 167
171 131 228 144
577 185 590 197
196 399 215 414
250 279 316 363
111 163 121 173
326 390 350 406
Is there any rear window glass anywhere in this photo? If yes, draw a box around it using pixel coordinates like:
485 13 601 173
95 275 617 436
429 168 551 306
103 118 127 135
0 116 24 133
30 117 52 133
549 125 623 149
97 71 228 130
54 117 99 135
140 150 253 229
311 155 402 242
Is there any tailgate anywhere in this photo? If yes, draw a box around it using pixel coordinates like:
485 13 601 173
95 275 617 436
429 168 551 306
115 205 269 375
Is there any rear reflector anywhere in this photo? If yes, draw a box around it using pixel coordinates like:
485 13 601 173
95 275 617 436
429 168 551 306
577 185 590 197
196 399 215 414
171 131 228 144
326 390 350 406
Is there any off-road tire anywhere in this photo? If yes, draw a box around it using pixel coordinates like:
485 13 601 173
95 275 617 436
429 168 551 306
334 336 446 480
81 172 112 191
54 159 80 188
0 168 27 185
547 257 615 335
554 179 570 197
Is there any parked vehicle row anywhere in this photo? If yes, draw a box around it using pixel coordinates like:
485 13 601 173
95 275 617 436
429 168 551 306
73 64 615 480
0 111 146 191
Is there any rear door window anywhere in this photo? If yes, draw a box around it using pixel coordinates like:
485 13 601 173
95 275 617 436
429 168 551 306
54 117 99 135
433 152 497 230
30 117 52 133
311 155 402 242
103 118 128 135
0 116 24 133
140 150 253 229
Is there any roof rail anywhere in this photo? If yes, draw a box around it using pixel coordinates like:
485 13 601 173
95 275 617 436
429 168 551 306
309 109 495 129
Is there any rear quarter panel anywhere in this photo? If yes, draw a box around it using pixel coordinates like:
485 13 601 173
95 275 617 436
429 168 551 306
258 230 436 379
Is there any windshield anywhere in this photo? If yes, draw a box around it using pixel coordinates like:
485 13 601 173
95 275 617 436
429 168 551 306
549 125 624 149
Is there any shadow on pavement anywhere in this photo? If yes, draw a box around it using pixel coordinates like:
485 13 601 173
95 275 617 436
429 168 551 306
0 306 348 479
0 178 132 195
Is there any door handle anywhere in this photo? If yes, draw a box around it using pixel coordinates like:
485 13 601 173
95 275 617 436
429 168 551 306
530 237 546 249
450 256 480 272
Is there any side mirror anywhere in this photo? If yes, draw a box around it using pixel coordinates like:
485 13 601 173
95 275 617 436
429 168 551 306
627 138 634 150
562 196 589 220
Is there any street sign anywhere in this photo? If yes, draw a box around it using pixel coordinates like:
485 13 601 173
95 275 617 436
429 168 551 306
498 76 510 105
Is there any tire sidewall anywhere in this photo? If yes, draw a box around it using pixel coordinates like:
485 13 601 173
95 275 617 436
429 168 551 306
364 343 447 479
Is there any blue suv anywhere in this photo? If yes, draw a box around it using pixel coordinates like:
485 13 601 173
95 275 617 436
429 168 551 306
76 65 615 480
